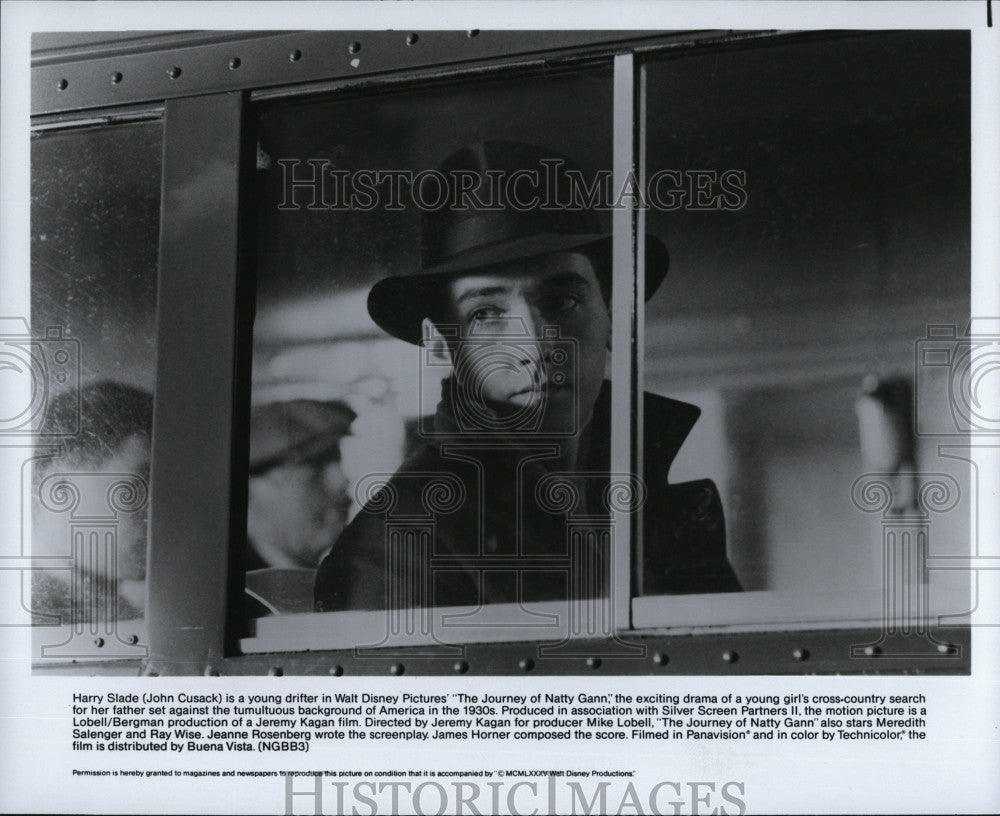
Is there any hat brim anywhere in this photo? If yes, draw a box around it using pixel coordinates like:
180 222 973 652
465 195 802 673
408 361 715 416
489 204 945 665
368 233 669 345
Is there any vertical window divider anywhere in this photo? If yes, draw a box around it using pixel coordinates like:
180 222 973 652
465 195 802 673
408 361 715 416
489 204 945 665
611 52 640 630
635 58 648 602
147 91 249 674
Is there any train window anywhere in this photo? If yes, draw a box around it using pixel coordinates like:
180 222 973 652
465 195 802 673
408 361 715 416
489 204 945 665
29 120 162 660
242 65 629 649
22 30 974 673
239 32 973 659
636 31 971 631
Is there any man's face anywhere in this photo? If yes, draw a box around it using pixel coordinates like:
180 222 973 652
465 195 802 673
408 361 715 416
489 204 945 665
32 433 151 581
247 460 351 568
440 250 610 434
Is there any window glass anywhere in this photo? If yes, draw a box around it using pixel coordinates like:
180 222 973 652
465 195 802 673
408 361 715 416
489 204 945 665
248 67 620 641
29 121 162 655
640 32 970 625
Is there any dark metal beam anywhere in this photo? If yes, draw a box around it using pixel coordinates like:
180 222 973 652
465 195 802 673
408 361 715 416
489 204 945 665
47 626 964 677
32 30 703 116
230 625 973 675
146 91 253 673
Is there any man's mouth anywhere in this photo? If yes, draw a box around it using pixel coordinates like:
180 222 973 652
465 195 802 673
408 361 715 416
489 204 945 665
511 383 547 397
509 381 570 399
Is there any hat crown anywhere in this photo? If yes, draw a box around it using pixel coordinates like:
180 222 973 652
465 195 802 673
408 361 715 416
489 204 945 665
420 140 602 270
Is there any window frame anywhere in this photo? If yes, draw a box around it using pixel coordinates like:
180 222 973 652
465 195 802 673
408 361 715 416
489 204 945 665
29 29 971 675
27 114 165 663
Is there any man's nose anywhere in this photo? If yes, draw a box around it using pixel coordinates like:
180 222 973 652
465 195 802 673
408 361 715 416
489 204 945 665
503 305 556 369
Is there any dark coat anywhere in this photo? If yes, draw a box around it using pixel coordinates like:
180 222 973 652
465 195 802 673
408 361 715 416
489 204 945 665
314 384 740 611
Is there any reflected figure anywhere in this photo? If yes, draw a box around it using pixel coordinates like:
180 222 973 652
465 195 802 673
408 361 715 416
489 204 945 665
315 141 741 613
247 399 356 570
856 375 918 511
32 381 153 621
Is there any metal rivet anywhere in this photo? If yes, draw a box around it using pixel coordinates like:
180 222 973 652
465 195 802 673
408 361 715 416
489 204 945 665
229 57 241 70
722 650 738 663
329 665 344 676
467 29 480 38
792 648 810 661
167 66 182 79
652 652 669 666
586 657 602 670
204 666 220 677
518 658 534 672
348 41 361 54
937 643 956 655
267 666 283 676
126 634 139 645
390 663 405 676
289 49 302 62
405 33 419 46
93 637 104 648
111 72 123 84
863 645 881 657
349 58 360 69
453 660 469 674
57 79 68 91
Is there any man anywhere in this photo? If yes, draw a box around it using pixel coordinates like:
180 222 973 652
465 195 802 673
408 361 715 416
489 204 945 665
246 399 356 570
32 381 153 622
315 141 740 612
244 399 356 613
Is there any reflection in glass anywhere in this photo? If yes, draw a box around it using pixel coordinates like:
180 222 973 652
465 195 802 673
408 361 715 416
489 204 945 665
642 32 970 616
30 121 162 629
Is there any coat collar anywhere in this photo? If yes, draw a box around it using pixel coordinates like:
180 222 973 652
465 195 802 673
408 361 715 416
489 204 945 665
585 383 701 476
431 378 701 476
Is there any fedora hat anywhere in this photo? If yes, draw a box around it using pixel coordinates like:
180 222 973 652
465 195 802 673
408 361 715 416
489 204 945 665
367 140 669 344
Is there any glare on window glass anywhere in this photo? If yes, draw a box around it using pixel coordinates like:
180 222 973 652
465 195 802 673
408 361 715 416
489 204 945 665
30 121 162 636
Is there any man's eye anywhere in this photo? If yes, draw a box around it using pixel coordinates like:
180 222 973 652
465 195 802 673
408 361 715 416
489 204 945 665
468 306 504 322
546 295 581 312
